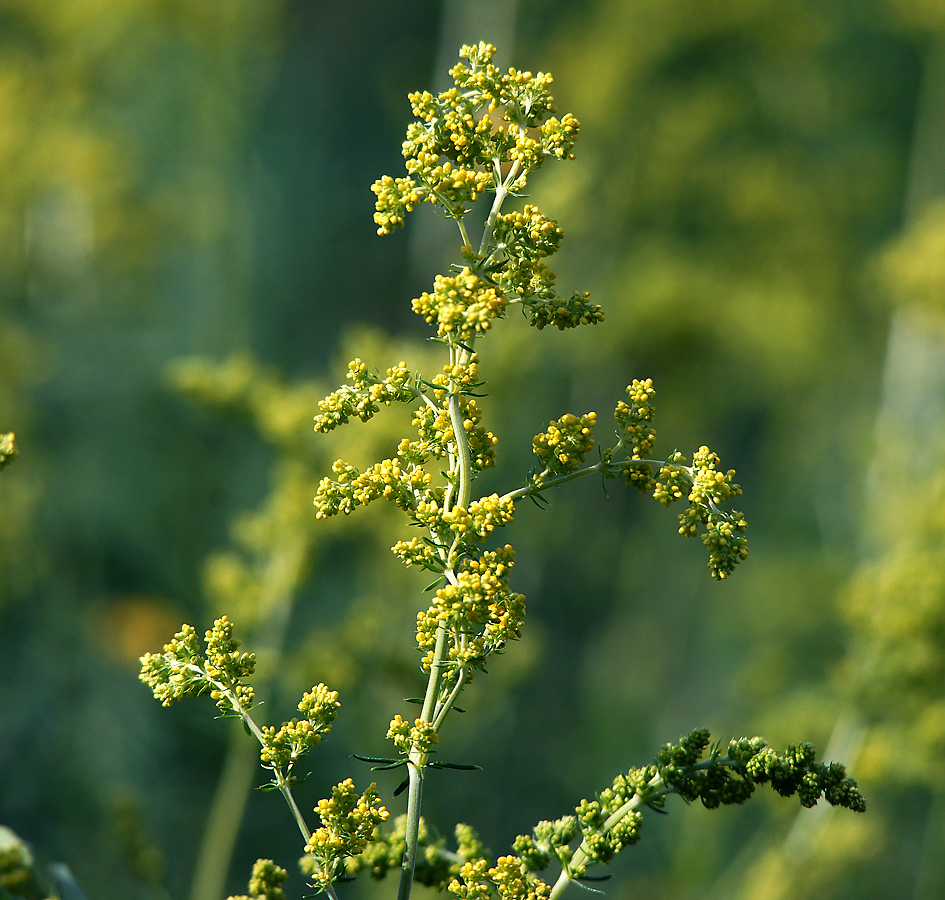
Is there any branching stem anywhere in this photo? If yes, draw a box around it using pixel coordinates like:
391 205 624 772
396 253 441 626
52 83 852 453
548 758 729 900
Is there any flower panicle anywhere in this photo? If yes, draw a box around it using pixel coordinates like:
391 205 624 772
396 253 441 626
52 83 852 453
303 779 391 891
139 616 256 715
314 359 415 433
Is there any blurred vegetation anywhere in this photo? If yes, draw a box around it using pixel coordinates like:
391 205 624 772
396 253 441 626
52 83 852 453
2 1 944 899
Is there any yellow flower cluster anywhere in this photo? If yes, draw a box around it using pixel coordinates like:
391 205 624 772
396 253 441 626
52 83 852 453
439 493 515 540
305 780 390 890
0 431 17 471
494 206 563 262
450 44 556 131
372 37 573 237
430 357 484 398
615 379 656 459
387 715 439 754
313 358 414 433
539 113 580 160
412 405 453 455
449 856 551 900
412 269 508 343
372 41 582 242
313 456 433 519
391 535 439 570
613 380 658 491
412 395 497 472
225 857 287 900
416 546 524 670
698 513 749 580
653 454 689 508
531 412 597 484
687 446 742 507
371 175 426 235
259 718 322 766
139 617 257 715
525 290 605 331
483 206 604 332
406 154 491 211
258 684 340 768
407 89 495 165
299 682 342 720
653 449 748 579
346 816 483 888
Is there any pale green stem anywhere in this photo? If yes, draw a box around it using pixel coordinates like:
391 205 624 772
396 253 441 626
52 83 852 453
398 333 479 900
185 665 335 888
477 156 520 258
498 448 674 505
398 623 450 900
433 662 468 730
397 760 425 900
448 392 473 511
500 460 607 503
396 146 518 900
547 771 664 900
456 216 472 247
189 541 306 900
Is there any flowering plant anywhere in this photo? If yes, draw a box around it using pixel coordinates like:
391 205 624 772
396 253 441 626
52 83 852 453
140 43 864 900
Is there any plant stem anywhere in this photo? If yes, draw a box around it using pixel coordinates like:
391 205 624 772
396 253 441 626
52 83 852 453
398 347 479 900
448 392 473 510
397 759 425 900
398 623 449 900
397 153 514 900
500 460 607 503
188 667 328 886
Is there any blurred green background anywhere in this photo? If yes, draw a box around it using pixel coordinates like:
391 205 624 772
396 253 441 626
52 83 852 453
3 0 945 898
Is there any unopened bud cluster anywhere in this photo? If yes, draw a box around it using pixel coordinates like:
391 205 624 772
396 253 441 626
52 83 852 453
436 728 867 900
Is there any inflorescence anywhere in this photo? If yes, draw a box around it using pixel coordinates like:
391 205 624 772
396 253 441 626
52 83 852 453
140 618 386 896
137 42 862 900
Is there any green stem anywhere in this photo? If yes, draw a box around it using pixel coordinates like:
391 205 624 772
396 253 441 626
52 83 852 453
433 663 468 730
398 623 450 900
500 460 607 503
397 761 425 900
189 667 330 885
279 778 314 845
477 156 520 258
448 391 472 511
397 158 505 900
